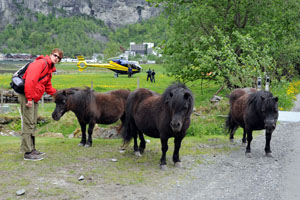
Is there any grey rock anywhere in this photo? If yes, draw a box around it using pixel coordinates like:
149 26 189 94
16 189 25 196
78 175 84 181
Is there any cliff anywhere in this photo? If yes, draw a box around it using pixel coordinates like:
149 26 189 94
0 0 160 30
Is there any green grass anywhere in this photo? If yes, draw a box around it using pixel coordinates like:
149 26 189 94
1 63 300 137
0 135 235 199
1 63 231 137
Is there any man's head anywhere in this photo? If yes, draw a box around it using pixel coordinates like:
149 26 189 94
50 48 64 64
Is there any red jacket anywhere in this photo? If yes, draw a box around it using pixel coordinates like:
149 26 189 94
23 55 57 102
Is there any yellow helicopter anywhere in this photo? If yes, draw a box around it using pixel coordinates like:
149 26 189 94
77 56 142 75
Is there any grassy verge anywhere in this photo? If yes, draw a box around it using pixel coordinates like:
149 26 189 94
0 135 236 199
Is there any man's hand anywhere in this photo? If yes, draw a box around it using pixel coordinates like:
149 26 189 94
26 100 33 108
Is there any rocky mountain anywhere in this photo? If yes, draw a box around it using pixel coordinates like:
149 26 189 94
0 0 160 30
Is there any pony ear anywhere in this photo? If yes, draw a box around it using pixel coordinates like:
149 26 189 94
62 90 67 96
184 92 190 100
261 96 265 101
165 92 173 104
273 96 278 102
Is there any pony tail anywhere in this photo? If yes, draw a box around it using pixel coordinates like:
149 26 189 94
225 111 234 134
121 117 133 144
121 98 135 146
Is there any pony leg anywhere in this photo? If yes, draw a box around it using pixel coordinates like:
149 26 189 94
85 122 95 147
245 129 253 156
265 131 273 157
79 122 87 146
160 137 169 169
229 125 238 142
131 126 140 156
138 130 146 154
242 128 247 143
173 136 184 167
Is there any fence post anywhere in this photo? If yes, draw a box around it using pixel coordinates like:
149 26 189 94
91 81 93 90
0 85 3 113
137 77 140 88
41 93 44 111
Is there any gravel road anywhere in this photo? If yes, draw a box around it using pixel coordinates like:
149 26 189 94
150 95 300 200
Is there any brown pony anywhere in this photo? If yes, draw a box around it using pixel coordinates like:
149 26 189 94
52 87 130 147
121 83 194 170
226 88 278 157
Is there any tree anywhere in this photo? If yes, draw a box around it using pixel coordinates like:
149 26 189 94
148 0 300 87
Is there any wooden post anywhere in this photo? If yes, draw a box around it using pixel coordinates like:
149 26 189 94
17 106 23 132
137 77 140 88
91 81 93 90
0 85 3 113
41 93 44 111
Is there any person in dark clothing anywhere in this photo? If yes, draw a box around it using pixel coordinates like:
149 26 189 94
128 66 132 78
151 69 156 83
146 68 152 81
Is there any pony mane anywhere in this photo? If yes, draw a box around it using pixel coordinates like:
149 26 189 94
55 87 95 111
248 90 276 111
162 83 190 103
161 83 194 115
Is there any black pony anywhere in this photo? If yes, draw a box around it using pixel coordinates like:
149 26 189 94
226 88 278 157
121 83 194 170
52 87 130 147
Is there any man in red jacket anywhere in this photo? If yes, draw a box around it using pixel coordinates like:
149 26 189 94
20 48 63 161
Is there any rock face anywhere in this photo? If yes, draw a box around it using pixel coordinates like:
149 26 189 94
0 0 159 30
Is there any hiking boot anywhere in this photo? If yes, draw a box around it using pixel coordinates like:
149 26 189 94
24 152 43 161
32 149 45 156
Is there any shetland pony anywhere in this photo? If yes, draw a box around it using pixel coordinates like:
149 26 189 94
52 87 130 147
226 88 278 156
122 83 194 170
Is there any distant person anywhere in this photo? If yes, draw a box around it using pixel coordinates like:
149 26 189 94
146 68 152 81
20 48 63 161
151 69 156 83
128 66 132 78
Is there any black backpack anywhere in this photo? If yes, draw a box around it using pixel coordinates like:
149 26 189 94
10 59 48 94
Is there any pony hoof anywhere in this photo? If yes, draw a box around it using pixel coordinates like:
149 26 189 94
174 162 182 168
160 165 168 171
229 139 234 143
245 152 252 158
84 144 91 148
78 143 85 147
119 143 129 150
134 151 142 157
265 153 273 157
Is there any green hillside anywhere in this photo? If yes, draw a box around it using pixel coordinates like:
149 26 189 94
0 13 167 58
